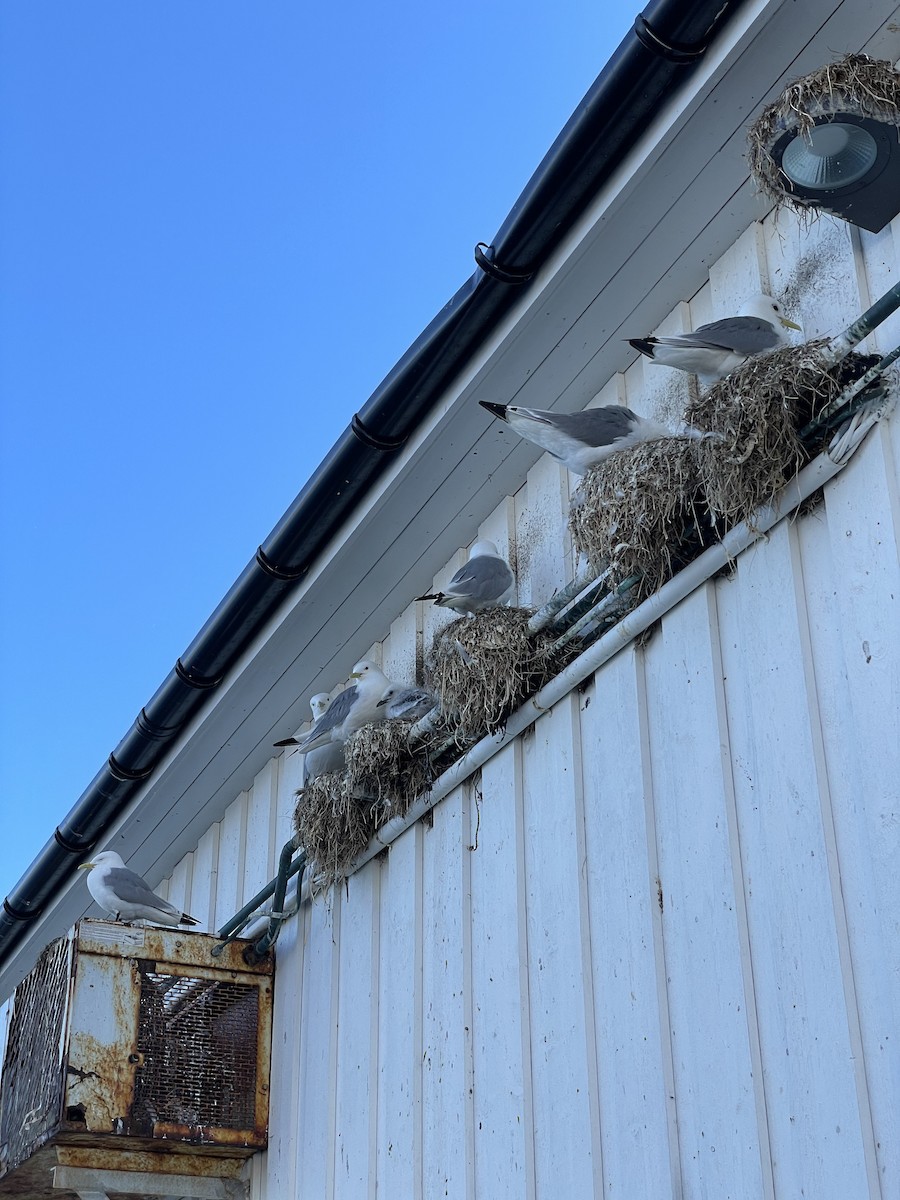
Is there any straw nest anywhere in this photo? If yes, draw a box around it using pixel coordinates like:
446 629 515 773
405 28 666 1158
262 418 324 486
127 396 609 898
685 342 876 531
292 772 374 893
343 719 436 821
747 53 900 216
568 436 707 602
426 607 573 741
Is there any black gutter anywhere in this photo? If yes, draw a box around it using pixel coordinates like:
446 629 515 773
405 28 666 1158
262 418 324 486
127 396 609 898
0 0 752 966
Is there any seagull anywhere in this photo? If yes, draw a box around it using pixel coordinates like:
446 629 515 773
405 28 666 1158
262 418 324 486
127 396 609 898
274 660 394 754
415 540 515 615
78 851 199 926
376 684 438 722
628 294 802 384
302 693 347 783
479 401 685 475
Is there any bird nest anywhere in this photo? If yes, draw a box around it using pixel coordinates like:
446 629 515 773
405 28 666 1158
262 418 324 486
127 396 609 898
747 53 900 217
685 342 875 531
343 720 436 821
293 772 374 894
426 607 572 741
568 437 707 602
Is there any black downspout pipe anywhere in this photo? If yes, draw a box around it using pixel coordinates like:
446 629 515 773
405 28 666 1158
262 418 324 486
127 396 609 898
0 0 751 969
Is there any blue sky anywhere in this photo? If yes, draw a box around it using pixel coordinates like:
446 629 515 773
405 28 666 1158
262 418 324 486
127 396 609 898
0 2 634 899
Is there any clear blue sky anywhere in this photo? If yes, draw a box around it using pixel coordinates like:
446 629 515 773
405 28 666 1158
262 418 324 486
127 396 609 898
0 2 634 899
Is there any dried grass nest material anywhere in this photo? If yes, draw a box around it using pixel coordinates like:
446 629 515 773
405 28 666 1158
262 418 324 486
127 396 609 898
747 53 900 216
685 341 868 531
343 719 436 820
426 606 576 741
293 772 374 893
568 436 706 602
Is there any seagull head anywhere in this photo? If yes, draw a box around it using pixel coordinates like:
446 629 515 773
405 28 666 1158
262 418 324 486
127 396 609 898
78 850 125 873
745 294 802 333
469 539 500 559
310 692 331 719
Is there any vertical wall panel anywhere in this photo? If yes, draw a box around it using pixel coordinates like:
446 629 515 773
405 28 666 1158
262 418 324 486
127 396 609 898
797 508 900 1197
297 896 341 1200
513 457 569 608
261 909 306 1200
716 522 873 1197
579 653 678 1198
422 789 473 1200
213 792 248 931
334 867 380 1199
375 825 423 1198
244 761 280 896
469 744 533 1199
643 587 764 1197
520 697 601 1197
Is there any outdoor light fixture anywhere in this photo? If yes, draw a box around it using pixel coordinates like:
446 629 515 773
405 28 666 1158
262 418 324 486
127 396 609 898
768 113 900 232
748 54 900 235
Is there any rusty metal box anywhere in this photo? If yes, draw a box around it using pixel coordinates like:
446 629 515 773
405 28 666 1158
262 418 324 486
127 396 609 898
0 920 274 1197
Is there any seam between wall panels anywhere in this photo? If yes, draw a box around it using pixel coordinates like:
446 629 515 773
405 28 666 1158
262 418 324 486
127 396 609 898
461 780 476 1200
368 864 382 1200
569 690 605 1198
705 579 777 1200
413 824 425 1200
786 523 883 1200
513 737 538 1200
634 646 683 1200
326 890 343 1200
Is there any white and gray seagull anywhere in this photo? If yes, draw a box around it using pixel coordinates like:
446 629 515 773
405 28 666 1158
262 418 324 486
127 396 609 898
376 684 438 722
301 693 347 783
274 660 395 754
628 294 802 385
479 401 684 475
78 851 199 926
415 540 515 615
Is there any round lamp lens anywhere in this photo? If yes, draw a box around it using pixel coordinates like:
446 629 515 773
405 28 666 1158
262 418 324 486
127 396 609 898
781 121 879 190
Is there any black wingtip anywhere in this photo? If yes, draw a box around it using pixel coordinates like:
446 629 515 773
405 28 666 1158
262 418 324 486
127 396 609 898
273 737 299 748
628 337 656 358
479 400 508 421
415 593 441 603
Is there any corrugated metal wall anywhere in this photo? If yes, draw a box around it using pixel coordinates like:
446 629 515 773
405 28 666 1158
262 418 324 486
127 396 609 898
157 211 900 1198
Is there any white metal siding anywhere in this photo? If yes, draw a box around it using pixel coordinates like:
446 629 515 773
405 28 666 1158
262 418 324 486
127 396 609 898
153 210 900 1197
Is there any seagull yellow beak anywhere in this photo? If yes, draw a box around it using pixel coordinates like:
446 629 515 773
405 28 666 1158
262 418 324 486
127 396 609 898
780 316 802 332
77 861 94 870
349 671 362 680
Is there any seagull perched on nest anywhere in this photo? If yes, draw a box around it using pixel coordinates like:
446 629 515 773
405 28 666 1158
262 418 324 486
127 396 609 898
479 401 687 475
628 294 802 385
79 851 199 926
376 684 438 722
301 693 347 783
274 660 395 754
416 540 515 615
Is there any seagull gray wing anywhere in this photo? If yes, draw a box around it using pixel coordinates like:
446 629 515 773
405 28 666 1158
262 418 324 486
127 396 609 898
446 555 514 602
103 867 180 915
304 685 358 743
541 406 640 447
664 316 779 355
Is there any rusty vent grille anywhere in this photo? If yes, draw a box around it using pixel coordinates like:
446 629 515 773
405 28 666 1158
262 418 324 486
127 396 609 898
131 966 259 1132
0 936 71 1170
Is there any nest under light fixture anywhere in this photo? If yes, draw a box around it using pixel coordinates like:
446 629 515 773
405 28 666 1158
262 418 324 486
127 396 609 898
748 54 900 233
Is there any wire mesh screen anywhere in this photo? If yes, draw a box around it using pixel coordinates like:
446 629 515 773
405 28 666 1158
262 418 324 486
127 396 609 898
131 965 260 1133
0 936 71 1171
